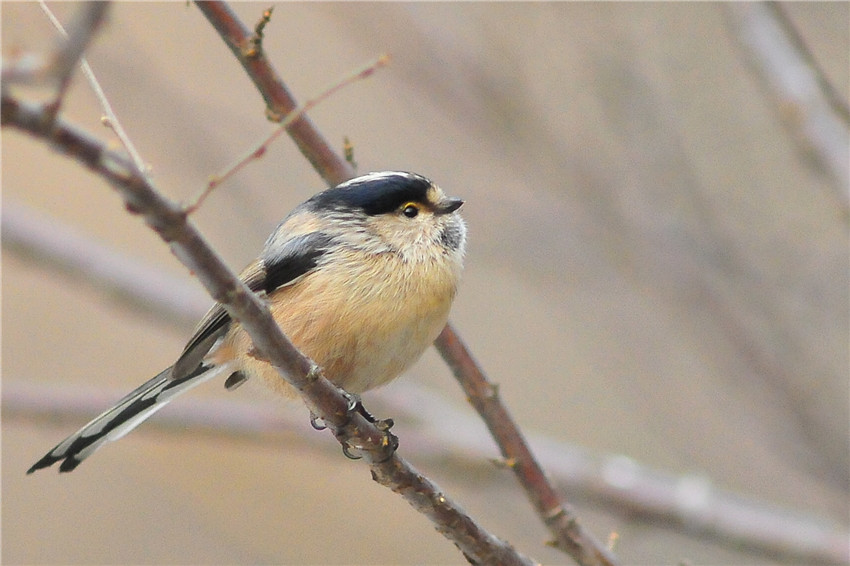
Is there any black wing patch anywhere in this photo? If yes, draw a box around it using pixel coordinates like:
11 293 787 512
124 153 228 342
261 231 335 293
171 232 334 380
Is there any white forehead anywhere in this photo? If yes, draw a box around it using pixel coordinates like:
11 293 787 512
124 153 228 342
336 171 425 188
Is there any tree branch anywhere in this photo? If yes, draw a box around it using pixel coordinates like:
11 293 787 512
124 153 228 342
38 1 150 184
1 94 533 566
5 201 847 564
436 327 618 565
191 54 389 213
2 2 109 89
45 1 110 89
1 201 207 327
193 4 618 564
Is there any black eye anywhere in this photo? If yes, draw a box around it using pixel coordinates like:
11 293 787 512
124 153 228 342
402 204 419 218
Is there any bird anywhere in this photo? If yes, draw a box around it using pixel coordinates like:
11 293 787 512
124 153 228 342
28 171 467 473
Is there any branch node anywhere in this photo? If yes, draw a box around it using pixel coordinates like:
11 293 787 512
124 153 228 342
369 427 399 464
246 346 270 365
304 362 322 383
489 457 518 469
264 106 284 123
542 504 567 523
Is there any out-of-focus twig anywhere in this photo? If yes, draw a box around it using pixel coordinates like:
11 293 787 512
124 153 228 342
2 201 207 328
4 203 848 564
2 2 109 90
194 1 356 187
767 3 850 127
1 93 534 566
38 1 149 178
194 3 618 565
724 2 850 216
7 373 849 564
46 1 110 89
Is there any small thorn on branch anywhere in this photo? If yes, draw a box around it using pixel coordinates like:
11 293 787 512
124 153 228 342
244 6 273 59
255 6 273 39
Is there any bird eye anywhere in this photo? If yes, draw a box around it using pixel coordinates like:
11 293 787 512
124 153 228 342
401 203 419 218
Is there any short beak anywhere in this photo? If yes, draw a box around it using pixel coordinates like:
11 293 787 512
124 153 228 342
435 197 464 215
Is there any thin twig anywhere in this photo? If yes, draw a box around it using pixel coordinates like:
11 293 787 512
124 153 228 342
188 54 389 213
194 1 356 186
194 4 619 565
38 1 148 175
36 1 76 117
46 2 110 87
2 2 109 90
1 94 534 566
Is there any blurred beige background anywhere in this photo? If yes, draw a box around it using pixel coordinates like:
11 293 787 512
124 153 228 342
3 2 847 564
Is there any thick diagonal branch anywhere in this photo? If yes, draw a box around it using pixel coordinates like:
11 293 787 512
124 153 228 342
1 94 533 566
194 4 619 564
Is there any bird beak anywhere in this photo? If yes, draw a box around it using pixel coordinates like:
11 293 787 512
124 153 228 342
435 197 464 215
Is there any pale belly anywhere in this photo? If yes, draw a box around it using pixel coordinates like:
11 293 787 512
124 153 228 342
209 255 457 396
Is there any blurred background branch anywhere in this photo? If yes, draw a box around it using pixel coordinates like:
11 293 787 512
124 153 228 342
724 1 850 216
1 1 107 88
3 200 847 564
38 0 148 173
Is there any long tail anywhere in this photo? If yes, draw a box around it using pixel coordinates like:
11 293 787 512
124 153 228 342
28 363 231 473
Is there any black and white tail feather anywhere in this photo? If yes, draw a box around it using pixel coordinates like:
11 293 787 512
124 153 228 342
27 196 329 473
27 362 235 473
27 171 464 474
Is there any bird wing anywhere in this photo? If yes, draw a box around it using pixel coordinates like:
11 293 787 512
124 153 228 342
27 231 336 473
171 231 335 380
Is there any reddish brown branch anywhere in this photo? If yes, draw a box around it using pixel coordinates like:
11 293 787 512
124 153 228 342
194 3 620 565
1 93 533 566
435 326 619 566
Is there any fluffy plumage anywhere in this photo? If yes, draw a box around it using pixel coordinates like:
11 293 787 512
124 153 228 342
28 171 466 473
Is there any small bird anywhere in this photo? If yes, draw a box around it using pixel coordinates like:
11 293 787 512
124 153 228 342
28 171 466 473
